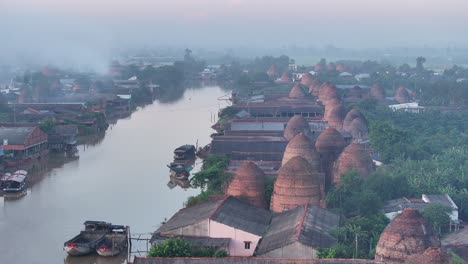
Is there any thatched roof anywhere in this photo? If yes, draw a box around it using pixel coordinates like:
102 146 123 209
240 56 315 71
282 133 321 171
375 208 440 264
284 115 311 141
333 143 374 184
270 157 323 212
226 161 267 208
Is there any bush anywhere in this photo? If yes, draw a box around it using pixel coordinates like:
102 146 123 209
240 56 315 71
148 237 228 258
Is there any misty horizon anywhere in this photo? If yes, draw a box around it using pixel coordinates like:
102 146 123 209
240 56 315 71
1 0 468 70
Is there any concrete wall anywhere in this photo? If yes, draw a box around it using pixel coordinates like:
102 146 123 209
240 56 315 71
161 219 209 237
258 242 317 258
209 220 261 257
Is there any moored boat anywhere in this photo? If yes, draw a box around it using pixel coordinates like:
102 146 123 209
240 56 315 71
1 170 28 193
196 143 211 159
96 225 129 257
173 144 196 160
63 221 112 256
167 162 193 175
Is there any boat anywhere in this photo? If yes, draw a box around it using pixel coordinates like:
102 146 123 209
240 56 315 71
196 143 211 159
1 170 28 193
167 162 193 175
173 144 196 160
167 174 191 189
63 221 112 256
96 225 129 257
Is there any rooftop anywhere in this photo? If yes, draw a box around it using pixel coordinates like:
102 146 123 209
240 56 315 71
155 196 272 237
257 205 339 255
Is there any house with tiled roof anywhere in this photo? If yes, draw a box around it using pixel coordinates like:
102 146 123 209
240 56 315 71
152 196 272 256
256 204 340 258
0 126 48 160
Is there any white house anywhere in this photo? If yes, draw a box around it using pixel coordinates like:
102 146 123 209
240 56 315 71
389 102 424 113
382 194 459 221
152 196 271 256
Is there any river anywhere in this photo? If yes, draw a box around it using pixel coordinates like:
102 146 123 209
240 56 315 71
0 86 230 264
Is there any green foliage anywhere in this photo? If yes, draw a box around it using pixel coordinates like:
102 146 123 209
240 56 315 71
450 252 466 264
331 215 389 259
187 155 232 207
422 203 451 236
327 170 382 217
186 191 213 207
317 248 337 259
190 155 231 191
148 238 192 257
39 119 56 133
264 177 275 204
148 238 228 258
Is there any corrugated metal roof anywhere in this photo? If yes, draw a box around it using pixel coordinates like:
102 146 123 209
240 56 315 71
0 126 36 145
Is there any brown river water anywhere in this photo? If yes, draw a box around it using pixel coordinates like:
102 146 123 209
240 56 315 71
0 86 229 264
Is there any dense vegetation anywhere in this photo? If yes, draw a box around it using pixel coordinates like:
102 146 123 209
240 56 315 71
186 155 232 207
321 80 468 259
148 237 228 258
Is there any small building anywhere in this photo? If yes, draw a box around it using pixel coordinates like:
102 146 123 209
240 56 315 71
382 194 458 221
422 194 459 222
152 196 272 256
48 125 78 151
0 126 48 160
256 204 339 258
388 102 424 113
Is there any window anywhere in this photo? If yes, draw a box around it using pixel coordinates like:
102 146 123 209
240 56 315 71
244 241 251 249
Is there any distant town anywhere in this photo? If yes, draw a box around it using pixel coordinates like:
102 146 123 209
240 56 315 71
1 50 468 264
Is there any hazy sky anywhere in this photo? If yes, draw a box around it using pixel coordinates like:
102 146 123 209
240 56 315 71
1 0 468 68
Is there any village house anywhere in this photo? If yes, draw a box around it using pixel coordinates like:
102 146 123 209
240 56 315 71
48 124 79 152
382 194 459 222
0 126 48 160
152 196 272 257
256 204 339 258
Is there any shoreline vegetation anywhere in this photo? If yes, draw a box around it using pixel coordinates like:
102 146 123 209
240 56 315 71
176 55 468 260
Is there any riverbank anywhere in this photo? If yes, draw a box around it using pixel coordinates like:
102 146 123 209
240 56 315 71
0 86 229 264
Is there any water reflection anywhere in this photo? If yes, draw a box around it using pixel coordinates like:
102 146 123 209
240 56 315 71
65 254 127 264
0 86 228 264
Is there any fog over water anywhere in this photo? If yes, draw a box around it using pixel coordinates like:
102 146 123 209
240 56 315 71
1 0 468 70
